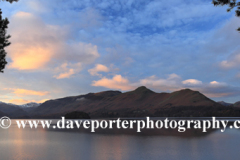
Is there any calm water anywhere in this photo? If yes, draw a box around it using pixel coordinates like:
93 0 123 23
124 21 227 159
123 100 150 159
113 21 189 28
0 119 240 160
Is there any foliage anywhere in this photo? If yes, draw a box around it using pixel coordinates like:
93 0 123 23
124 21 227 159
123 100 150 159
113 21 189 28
213 0 240 32
0 0 18 72
1 0 19 3
0 9 10 72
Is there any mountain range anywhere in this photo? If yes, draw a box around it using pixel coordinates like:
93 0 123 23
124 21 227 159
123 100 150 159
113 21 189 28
1 86 240 118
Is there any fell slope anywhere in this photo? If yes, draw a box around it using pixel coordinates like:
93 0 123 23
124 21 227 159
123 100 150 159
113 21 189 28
31 87 222 118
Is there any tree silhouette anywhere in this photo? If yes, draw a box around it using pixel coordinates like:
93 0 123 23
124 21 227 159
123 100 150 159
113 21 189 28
0 9 10 72
1 0 19 3
213 0 240 32
0 0 18 72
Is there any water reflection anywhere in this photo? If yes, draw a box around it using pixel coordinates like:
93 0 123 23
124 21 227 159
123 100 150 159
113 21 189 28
49 124 217 138
0 120 240 160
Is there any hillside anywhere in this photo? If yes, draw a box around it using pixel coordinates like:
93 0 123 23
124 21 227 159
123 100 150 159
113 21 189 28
29 86 225 118
0 102 29 118
234 101 240 107
1 86 240 118
217 101 233 106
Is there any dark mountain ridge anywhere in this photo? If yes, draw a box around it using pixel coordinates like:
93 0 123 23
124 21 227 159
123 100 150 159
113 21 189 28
234 101 240 107
29 86 227 118
0 102 29 118
1 86 240 118
217 101 233 107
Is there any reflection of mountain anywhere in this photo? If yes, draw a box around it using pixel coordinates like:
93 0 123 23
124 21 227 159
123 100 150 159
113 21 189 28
1 86 240 118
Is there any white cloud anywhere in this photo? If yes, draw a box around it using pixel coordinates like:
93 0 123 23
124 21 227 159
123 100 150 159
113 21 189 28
53 62 82 79
2 0 240 104
182 79 203 85
220 52 240 69
9 99 48 105
4 88 49 96
92 73 239 98
92 75 133 90
54 69 75 79
6 12 65 70
209 81 227 87
88 64 109 76
138 74 182 91
6 11 100 71
92 73 183 92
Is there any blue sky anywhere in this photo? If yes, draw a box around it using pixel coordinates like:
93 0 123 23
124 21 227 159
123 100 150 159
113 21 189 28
0 0 240 104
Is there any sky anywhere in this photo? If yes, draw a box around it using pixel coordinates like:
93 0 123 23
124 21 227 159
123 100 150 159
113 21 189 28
0 0 240 104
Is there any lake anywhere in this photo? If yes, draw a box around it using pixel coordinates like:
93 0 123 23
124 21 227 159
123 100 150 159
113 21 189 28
0 119 240 160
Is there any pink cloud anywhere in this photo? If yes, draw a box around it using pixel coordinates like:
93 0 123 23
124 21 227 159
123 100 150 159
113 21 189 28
92 75 133 90
88 64 110 76
5 88 49 96
53 62 82 79
92 74 236 98
6 12 100 71
7 12 65 70
9 99 48 105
